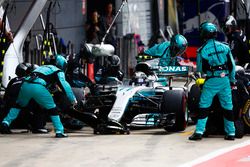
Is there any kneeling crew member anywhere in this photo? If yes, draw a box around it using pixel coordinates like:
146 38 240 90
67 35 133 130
0 55 77 138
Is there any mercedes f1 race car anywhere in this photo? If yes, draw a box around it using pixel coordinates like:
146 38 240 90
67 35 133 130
75 58 193 134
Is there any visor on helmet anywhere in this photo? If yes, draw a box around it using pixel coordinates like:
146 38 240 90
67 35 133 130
170 34 188 57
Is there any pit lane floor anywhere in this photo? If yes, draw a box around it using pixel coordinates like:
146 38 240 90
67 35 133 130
0 125 249 167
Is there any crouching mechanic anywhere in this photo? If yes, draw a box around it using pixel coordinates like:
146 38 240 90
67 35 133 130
189 22 236 141
144 34 188 66
1 62 49 133
0 55 77 138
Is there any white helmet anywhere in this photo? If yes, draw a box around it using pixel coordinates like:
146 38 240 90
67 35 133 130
131 71 148 85
235 65 245 76
225 15 237 27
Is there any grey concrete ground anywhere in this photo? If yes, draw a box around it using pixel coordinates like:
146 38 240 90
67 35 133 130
0 125 249 167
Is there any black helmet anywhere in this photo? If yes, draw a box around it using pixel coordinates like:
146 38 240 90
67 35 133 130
108 55 120 67
15 62 33 77
199 22 217 41
169 34 188 57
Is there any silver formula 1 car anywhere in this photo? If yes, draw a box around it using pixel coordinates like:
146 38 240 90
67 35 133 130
81 58 193 133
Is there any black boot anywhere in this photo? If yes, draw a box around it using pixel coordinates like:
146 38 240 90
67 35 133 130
224 135 235 140
55 133 68 138
189 133 202 140
0 122 12 134
202 130 209 137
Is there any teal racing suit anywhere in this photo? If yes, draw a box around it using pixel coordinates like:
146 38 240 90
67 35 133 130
195 39 236 136
2 65 76 134
144 41 179 86
144 41 178 66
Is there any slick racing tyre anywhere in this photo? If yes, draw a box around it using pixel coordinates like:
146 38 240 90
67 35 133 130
161 90 188 132
187 84 201 124
235 119 245 138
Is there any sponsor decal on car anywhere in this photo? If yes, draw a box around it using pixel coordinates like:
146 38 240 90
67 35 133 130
158 66 188 73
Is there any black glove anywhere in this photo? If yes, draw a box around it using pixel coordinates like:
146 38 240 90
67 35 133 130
230 82 237 90
70 100 78 110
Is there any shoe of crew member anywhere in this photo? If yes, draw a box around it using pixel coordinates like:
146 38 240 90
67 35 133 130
189 133 203 140
0 122 12 134
50 115 68 138
55 133 68 138
224 135 235 140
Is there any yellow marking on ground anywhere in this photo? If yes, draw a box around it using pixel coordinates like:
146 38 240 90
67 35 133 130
180 131 194 136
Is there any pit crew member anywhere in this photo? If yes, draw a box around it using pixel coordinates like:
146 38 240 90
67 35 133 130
0 55 77 138
189 22 236 141
144 34 188 66
223 15 250 67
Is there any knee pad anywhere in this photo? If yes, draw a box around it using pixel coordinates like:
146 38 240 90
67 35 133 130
223 109 234 121
47 107 59 116
198 108 210 119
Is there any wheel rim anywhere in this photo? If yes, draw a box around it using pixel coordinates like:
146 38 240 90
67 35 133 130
242 100 250 127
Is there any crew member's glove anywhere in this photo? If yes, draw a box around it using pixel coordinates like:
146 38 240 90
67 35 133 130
70 100 78 110
230 82 237 90
195 78 205 86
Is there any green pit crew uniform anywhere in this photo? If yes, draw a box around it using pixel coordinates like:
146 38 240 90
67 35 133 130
144 41 178 66
195 39 236 136
2 65 76 136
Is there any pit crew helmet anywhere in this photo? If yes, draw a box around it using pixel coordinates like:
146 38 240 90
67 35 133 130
225 15 237 28
224 15 237 34
15 62 33 77
235 65 245 76
108 55 120 67
199 22 217 41
32 64 39 70
169 34 188 57
55 54 68 71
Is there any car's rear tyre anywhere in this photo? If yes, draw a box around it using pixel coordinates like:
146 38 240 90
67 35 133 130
161 90 188 132
235 119 245 138
187 84 201 124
